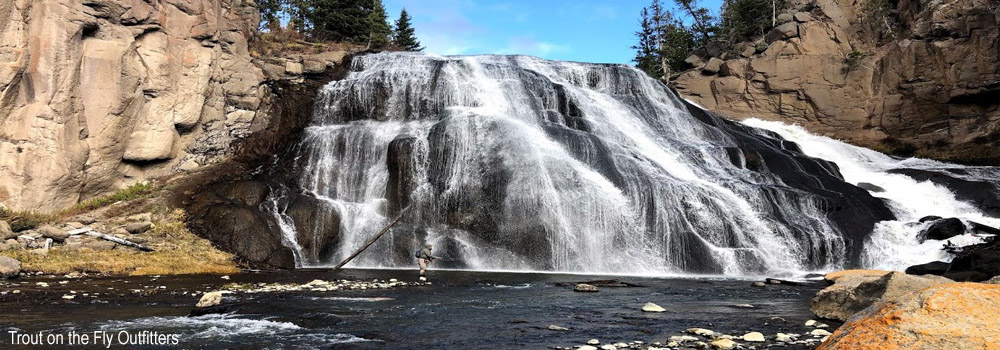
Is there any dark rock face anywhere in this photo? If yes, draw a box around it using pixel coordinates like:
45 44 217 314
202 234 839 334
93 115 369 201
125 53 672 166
949 236 1000 279
284 193 341 262
904 261 950 275
171 62 352 268
917 218 966 242
185 180 295 268
386 135 420 216
856 182 886 193
888 168 1000 217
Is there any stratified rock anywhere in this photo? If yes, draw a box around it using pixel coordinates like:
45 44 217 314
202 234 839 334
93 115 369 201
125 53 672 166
917 218 965 242
574 283 599 292
641 302 666 312
675 0 1000 165
0 256 20 278
812 271 950 321
817 283 1000 350
38 226 69 242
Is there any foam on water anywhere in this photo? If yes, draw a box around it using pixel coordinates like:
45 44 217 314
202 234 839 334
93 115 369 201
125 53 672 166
742 118 998 269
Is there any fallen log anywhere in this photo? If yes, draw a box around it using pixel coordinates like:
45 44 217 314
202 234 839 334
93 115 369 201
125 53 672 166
85 231 154 252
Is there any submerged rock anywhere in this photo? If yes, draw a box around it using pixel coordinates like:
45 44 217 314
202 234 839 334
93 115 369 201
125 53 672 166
917 218 965 242
818 283 1000 350
574 283 599 292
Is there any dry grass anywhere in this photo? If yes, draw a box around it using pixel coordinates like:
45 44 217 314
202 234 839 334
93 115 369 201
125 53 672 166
1 209 239 276
61 182 155 217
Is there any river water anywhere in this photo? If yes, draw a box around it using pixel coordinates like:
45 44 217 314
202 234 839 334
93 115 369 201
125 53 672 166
1 269 831 349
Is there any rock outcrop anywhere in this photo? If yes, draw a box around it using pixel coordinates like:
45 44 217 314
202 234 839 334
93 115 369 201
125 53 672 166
675 0 1000 165
0 0 349 212
817 283 1000 350
811 270 951 321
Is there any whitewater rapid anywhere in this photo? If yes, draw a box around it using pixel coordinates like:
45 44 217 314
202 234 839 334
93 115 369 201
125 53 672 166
742 119 999 270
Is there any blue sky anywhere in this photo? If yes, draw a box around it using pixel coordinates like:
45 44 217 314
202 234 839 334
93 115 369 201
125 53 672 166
383 0 724 64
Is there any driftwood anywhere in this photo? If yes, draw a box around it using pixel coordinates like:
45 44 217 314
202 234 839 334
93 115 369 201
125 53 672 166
78 228 153 252
332 214 404 270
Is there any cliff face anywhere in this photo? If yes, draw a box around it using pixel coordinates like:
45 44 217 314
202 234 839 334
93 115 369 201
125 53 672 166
675 0 1000 164
0 0 346 211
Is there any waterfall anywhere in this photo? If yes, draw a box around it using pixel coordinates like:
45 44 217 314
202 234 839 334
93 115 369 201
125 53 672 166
266 52 904 276
742 119 1000 270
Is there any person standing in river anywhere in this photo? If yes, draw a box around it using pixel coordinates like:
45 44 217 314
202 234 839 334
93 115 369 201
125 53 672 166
417 243 440 281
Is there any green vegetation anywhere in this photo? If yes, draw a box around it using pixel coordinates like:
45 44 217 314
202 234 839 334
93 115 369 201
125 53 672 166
255 0 423 51
63 182 155 216
0 209 56 233
633 0 787 80
862 0 897 41
845 50 868 69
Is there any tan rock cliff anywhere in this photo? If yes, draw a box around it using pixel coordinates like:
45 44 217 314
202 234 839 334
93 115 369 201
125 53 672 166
675 0 1000 164
0 0 346 211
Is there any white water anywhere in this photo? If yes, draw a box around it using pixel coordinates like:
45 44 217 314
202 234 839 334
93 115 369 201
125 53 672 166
743 119 999 269
268 52 997 276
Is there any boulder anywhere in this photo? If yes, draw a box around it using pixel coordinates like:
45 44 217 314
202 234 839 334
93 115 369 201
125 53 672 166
0 256 20 278
641 302 666 312
302 59 327 74
1 239 20 251
702 58 724 75
855 182 885 193
917 218 965 242
918 215 943 223
817 283 1000 350
190 291 241 316
985 276 1000 284
0 221 14 240
776 13 794 23
948 236 1000 279
793 12 813 22
37 226 69 242
684 54 705 67
125 222 152 234
710 338 736 349
904 261 950 276
765 22 798 42
574 283 599 292
284 61 304 75
742 332 765 342
195 291 224 308
812 271 950 321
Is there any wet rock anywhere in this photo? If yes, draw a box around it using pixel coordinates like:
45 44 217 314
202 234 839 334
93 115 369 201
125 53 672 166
812 271 950 321
547 325 569 331
918 215 942 223
948 236 1000 279
917 218 965 242
598 345 615 350
818 283 1000 350
574 283 599 292
125 222 152 234
587 339 600 345
985 276 1000 284
810 329 831 336
856 182 885 193
286 193 341 262
196 291 224 308
776 333 794 342
38 225 69 242
686 328 715 337
743 332 765 342
805 319 816 326
641 302 666 312
751 281 766 287
905 261 950 276
710 338 736 349
577 346 598 350
0 256 20 278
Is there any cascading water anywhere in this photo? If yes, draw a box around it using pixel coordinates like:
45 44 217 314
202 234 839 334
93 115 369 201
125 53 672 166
267 52 901 276
742 119 1000 270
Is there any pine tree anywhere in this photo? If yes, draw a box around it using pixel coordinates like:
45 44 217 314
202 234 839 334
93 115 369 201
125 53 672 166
367 0 392 49
632 7 659 76
393 9 423 51
310 0 374 42
256 0 284 31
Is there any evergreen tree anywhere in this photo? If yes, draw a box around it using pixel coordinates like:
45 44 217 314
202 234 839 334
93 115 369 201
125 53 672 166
256 0 284 31
393 9 423 51
310 0 374 42
632 7 659 76
367 0 392 49
673 0 718 47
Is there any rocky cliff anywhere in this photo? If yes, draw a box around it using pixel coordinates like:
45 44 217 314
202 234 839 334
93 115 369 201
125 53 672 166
675 0 1000 164
0 0 347 212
